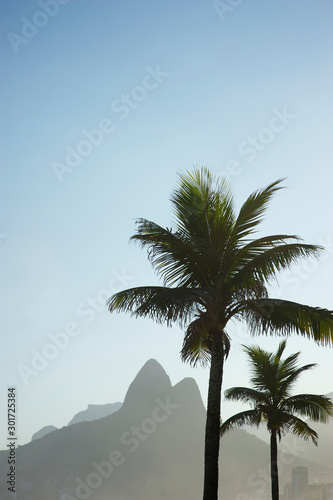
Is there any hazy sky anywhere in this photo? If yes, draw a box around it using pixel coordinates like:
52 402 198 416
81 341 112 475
1 0 333 450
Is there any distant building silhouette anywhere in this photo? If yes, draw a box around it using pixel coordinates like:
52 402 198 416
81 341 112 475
292 467 309 500
284 481 293 500
283 467 333 500
284 467 309 500
308 483 333 500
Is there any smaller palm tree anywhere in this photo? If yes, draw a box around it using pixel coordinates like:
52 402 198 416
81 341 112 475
220 340 333 500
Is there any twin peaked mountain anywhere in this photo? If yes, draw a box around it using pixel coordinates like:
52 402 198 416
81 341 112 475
1 360 206 500
1 360 332 500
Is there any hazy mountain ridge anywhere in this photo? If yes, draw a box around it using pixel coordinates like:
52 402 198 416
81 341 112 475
0 361 332 500
30 402 124 442
67 402 123 426
31 425 58 442
0 360 206 500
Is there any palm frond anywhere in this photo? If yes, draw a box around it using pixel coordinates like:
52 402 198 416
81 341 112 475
220 409 262 435
282 414 319 445
171 167 236 250
230 242 322 288
242 344 280 395
241 298 333 346
278 361 317 397
224 386 268 406
107 286 202 327
275 338 287 360
170 168 239 283
281 394 333 422
131 219 211 287
229 179 285 243
180 315 231 367
180 315 212 367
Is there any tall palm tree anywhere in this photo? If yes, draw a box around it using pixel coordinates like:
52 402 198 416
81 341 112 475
107 167 333 500
220 340 333 500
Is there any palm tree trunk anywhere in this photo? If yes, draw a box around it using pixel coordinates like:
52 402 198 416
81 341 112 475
203 332 224 500
270 430 279 500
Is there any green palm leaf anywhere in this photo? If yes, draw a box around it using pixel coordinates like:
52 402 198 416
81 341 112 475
242 298 333 345
230 242 321 287
171 167 236 252
131 219 211 287
282 414 319 445
281 394 333 422
224 386 268 406
221 409 262 435
180 315 212 367
107 286 203 326
180 315 231 366
229 178 285 242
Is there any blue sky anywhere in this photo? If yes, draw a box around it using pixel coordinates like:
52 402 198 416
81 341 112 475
1 0 333 449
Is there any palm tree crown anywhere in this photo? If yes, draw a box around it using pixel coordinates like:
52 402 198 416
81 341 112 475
108 168 333 357
107 167 333 500
220 340 333 500
221 340 333 441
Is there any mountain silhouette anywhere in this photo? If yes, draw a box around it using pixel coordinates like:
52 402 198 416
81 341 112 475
121 358 172 411
0 362 331 500
31 425 58 442
68 402 122 426
0 359 206 500
30 402 123 443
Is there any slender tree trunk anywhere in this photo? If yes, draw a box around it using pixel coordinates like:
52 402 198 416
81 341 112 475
270 430 279 500
203 332 224 500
